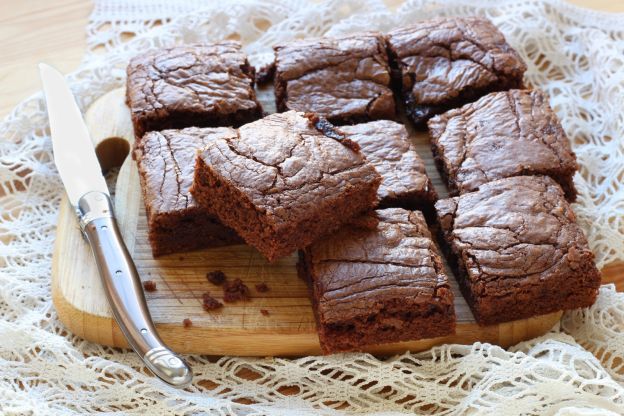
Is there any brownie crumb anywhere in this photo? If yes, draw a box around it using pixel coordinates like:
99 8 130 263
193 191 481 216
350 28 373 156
142 280 157 292
202 292 223 311
255 282 270 293
223 278 250 302
305 113 360 152
206 270 227 285
182 318 193 328
255 62 275 84
260 309 270 316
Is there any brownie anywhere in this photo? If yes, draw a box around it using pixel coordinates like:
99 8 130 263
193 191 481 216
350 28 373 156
299 208 455 354
274 33 395 124
191 111 381 262
134 127 243 257
340 120 437 211
435 176 601 326
126 42 263 140
428 89 578 200
386 17 526 125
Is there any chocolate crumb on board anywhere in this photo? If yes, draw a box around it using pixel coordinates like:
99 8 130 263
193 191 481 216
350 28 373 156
202 292 223 311
142 280 157 292
183 318 193 328
304 113 360 152
255 282 270 293
260 309 270 316
223 278 251 302
206 270 227 285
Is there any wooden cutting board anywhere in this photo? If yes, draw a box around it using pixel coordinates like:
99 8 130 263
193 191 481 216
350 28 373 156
51 87 564 356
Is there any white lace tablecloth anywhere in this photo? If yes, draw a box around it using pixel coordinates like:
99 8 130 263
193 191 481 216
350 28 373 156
1 0 624 414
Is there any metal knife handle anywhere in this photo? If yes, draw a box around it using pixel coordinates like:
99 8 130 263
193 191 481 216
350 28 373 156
77 191 192 388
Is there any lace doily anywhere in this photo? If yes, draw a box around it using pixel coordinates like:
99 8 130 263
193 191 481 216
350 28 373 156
1 0 623 414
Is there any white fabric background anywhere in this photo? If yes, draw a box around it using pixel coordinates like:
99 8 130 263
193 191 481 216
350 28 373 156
1 0 623 414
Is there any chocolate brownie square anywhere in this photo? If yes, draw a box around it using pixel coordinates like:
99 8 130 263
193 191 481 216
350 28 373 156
274 33 396 124
386 17 526 125
428 89 578 200
340 120 437 211
191 111 381 262
299 208 455 354
134 127 242 257
126 42 263 140
435 176 601 326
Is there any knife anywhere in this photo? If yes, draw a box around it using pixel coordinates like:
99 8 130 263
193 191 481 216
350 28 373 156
39 63 192 388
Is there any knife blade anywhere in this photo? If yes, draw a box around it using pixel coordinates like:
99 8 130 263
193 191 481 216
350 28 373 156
39 63 192 388
39 64 109 206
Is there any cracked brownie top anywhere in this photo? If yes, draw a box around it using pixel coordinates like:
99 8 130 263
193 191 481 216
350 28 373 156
274 33 395 123
126 42 261 135
435 176 597 297
195 111 381 227
386 17 526 122
134 127 237 219
428 89 578 195
340 120 436 205
306 208 453 323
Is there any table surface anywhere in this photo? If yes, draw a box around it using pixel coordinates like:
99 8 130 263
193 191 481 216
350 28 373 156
1 0 623 290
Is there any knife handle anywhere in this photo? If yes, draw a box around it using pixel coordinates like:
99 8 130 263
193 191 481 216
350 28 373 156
77 191 192 388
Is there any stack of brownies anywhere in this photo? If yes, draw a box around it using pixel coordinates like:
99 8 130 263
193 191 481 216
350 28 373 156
126 16 601 354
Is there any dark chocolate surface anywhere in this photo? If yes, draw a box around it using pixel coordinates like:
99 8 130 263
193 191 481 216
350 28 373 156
428 89 578 200
192 111 381 261
386 17 526 124
126 42 262 138
340 120 437 209
435 176 600 325
302 208 455 353
134 127 242 256
274 33 395 123
195 111 379 228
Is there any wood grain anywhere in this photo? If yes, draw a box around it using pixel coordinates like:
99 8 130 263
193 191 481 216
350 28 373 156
0 0 90 117
51 87 567 356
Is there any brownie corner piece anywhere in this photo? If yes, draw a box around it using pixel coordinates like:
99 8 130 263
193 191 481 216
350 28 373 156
191 111 382 262
301 208 456 354
134 127 242 256
273 33 396 124
435 175 600 326
386 16 526 125
340 120 437 211
126 42 263 139
428 89 578 200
